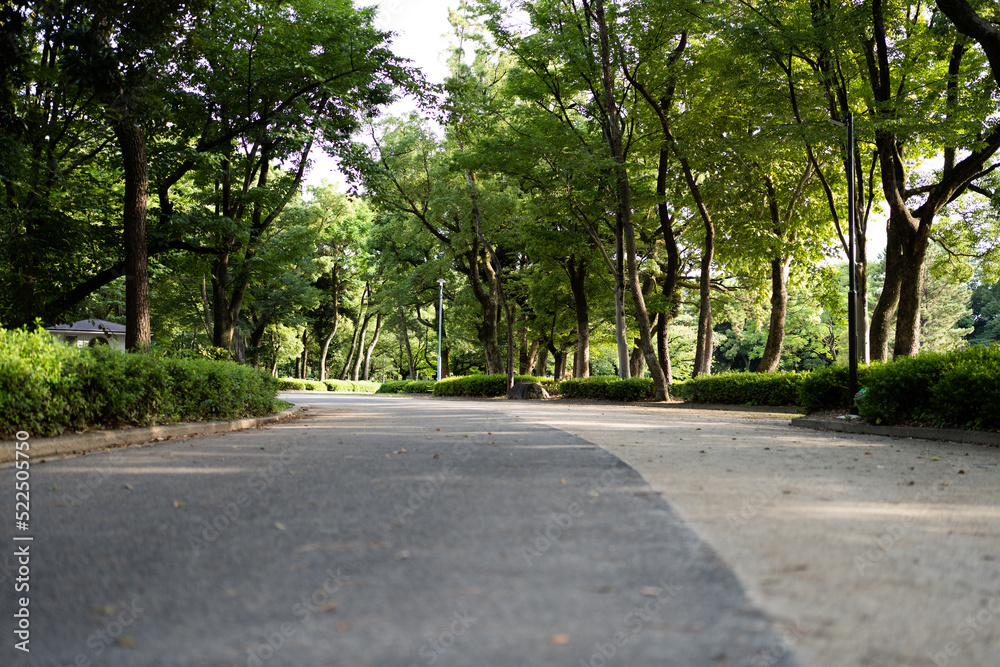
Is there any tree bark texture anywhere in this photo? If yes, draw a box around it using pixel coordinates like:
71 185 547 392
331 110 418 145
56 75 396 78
115 120 151 351
592 0 667 400
362 311 383 381
567 255 590 378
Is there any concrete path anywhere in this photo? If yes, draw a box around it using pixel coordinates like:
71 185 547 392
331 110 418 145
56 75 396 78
500 399 1000 667
1 394 797 667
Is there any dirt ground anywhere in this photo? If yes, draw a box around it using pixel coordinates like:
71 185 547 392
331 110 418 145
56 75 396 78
498 401 1000 667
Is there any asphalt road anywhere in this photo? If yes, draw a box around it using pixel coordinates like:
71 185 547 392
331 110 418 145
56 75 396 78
1 394 798 667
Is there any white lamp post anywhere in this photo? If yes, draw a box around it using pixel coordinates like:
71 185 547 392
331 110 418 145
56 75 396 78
437 278 446 381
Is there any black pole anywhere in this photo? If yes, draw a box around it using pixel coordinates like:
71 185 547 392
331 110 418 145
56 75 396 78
846 113 859 414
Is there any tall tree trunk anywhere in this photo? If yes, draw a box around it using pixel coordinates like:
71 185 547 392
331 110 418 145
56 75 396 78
269 329 280 378
553 348 567 381
351 312 374 382
534 345 549 377
870 221 904 360
319 280 340 381
115 120 151 351
758 257 792 373
518 327 533 375
567 256 590 378
319 319 339 381
629 344 645 378
466 169 515 391
656 316 673 384
692 221 715 376
399 308 416 379
892 226 931 357
864 0 1000 358
614 223 631 379
463 246 504 375
592 0 667 400
362 312 384 381
340 301 366 381
299 329 309 379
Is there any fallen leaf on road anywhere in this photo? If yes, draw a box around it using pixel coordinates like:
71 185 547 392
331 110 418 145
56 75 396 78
117 636 137 648
173 501 183 508
560 478 566 485
641 586 663 597
93 605 120 616
549 633 571 645
274 522 286 531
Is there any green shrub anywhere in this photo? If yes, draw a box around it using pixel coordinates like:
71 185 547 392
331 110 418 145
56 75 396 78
432 374 553 397
0 326 280 437
278 378 326 391
798 364 873 413
931 347 1000 430
278 378 308 391
0 327 76 436
858 347 1000 429
559 376 619 399
558 376 655 401
606 377 656 401
376 380 413 394
856 354 947 425
402 380 436 393
673 371 804 406
324 380 380 393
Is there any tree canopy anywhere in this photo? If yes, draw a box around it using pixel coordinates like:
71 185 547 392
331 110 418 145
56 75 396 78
2 0 997 382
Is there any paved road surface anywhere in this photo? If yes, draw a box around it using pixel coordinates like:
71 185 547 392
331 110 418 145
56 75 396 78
1 394 797 667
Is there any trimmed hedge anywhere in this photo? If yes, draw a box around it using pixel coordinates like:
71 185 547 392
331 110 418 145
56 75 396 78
858 346 1000 429
278 378 327 391
402 380 437 394
376 380 412 394
433 374 556 397
559 376 619 399
324 380 380 393
559 376 654 401
374 380 436 394
797 364 873 413
673 371 804 406
606 377 656 401
1 327 280 437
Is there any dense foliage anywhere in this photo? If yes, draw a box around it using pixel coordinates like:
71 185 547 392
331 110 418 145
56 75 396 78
0 328 279 437
433 375 556 397
674 372 805 407
858 347 1000 430
2 0 998 396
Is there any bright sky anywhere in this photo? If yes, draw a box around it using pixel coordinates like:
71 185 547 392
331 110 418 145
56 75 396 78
305 1 458 189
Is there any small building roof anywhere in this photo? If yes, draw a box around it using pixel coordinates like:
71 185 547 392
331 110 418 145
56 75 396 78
46 319 126 334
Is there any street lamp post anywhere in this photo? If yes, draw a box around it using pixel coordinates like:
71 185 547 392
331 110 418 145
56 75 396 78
831 114 859 414
437 278 445 382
